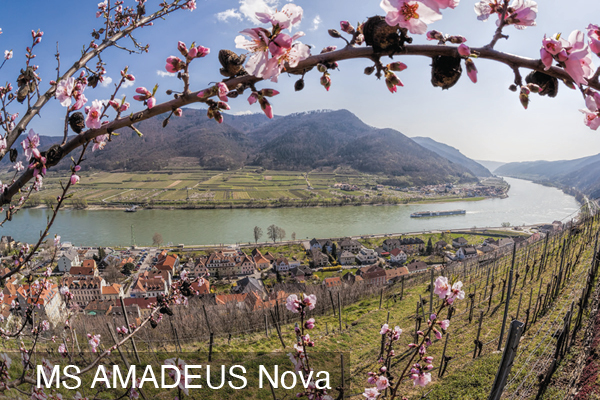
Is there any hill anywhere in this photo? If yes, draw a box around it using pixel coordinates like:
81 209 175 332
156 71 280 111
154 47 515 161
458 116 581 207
12 109 480 187
495 153 600 198
412 136 492 177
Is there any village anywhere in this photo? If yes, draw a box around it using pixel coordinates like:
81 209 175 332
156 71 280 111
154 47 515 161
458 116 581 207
0 219 566 331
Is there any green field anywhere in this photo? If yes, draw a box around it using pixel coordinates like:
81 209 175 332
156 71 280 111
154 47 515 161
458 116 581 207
10 167 507 209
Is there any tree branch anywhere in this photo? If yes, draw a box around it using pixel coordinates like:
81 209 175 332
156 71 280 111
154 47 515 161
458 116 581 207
0 44 592 207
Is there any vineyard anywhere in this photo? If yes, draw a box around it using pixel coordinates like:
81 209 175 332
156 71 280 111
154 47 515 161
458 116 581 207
6 210 599 399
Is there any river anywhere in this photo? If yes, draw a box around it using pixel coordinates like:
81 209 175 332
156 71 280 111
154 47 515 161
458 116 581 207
3 177 580 247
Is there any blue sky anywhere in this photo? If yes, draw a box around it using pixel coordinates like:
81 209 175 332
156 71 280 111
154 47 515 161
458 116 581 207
1 0 600 163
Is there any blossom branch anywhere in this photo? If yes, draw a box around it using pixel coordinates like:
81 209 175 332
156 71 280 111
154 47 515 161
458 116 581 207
0 43 596 207
486 0 510 49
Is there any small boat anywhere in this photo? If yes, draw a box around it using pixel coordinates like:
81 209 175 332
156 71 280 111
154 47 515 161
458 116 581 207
125 205 138 213
410 209 466 218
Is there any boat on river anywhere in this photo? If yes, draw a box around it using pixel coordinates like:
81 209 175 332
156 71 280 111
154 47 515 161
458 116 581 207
410 209 466 218
125 205 138 213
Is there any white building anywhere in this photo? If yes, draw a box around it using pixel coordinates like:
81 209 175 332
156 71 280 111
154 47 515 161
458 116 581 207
356 247 378 265
57 249 80 273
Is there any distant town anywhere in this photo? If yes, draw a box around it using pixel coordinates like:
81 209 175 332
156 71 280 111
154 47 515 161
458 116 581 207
0 219 567 329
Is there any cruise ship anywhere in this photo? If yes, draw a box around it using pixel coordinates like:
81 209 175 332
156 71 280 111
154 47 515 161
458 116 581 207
410 209 466 218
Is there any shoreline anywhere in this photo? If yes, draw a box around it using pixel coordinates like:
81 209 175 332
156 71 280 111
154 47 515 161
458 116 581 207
28 194 504 212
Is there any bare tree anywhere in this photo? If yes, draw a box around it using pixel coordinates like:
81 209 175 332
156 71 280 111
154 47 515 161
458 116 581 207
276 226 286 242
253 226 263 243
153 232 164 247
104 262 124 283
267 224 278 242
291 232 296 241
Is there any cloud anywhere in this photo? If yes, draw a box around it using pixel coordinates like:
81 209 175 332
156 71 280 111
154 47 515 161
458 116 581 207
156 70 176 78
239 0 278 23
100 76 113 88
233 110 259 115
121 79 134 88
216 8 243 22
311 15 322 31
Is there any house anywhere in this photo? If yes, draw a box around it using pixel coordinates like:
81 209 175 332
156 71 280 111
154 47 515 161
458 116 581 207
121 297 155 318
456 246 478 260
131 276 167 298
233 276 265 295
389 248 407 264
323 276 343 288
61 276 106 307
144 269 172 287
338 250 355 265
398 238 425 254
356 247 378 265
191 278 210 295
275 257 291 272
477 244 498 255
405 260 429 274
497 238 515 249
310 250 329 268
16 284 65 327
204 251 255 278
452 237 469 248
382 238 401 252
338 238 361 254
57 249 80 273
252 249 271 271
552 220 564 231
361 265 387 286
309 238 322 251
341 272 362 285
155 254 180 274
289 257 301 268
386 267 409 283
84 299 114 315
318 240 334 253
374 247 389 257
69 259 99 277
101 283 123 301
187 260 208 279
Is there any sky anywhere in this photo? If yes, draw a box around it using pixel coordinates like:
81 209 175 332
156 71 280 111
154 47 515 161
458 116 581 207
1 0 600 163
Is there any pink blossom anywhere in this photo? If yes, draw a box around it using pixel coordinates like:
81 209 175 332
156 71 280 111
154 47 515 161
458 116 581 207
174 108 183 117
286 294 301 313
380 0 442 35
147 97 156 109
450 281 465 301
410 370 432 387
440 319 450 330
92 134 108 152
4 50 12 60
217 82 229 102
340 21 355 34
85 100 103 129
321 74 332 91
55 77 75 107
304 317 315 329
13 161 24 171
362 387 380 399
58 344 67 356
120 102 130 112
433 276 450 299
504 0 538 30
256 3 303 30
580 93 600 130
54 235 61 247
458 43 471 57
380 323 390 335
422 0 459 13
87 334 101 353
376 375 389 390
166 56 184 73
385 71 403 93
388 62 408 72
21 129 40 160
433 328 442 340
541 31 594 86
303 293 317 310
465 58 478 83
184 0 196 11
70 175 80 185
588 24 600 56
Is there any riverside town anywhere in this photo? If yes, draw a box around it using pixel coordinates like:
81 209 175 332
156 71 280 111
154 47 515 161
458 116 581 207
3 0 600 399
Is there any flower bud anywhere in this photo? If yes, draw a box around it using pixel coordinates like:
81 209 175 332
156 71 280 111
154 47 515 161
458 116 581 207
458 44 471 58
364 66 375 75
426 30 445 41
317 64 328 73
387 62 407 72
177 41 188 57
447 35 467 44
320 74 331 91
328 29 342 39
340 21 355 34
509 84 518 92
465 58 478 83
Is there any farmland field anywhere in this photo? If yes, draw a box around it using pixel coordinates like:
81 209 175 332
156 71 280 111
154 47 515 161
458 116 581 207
7 166 504 209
